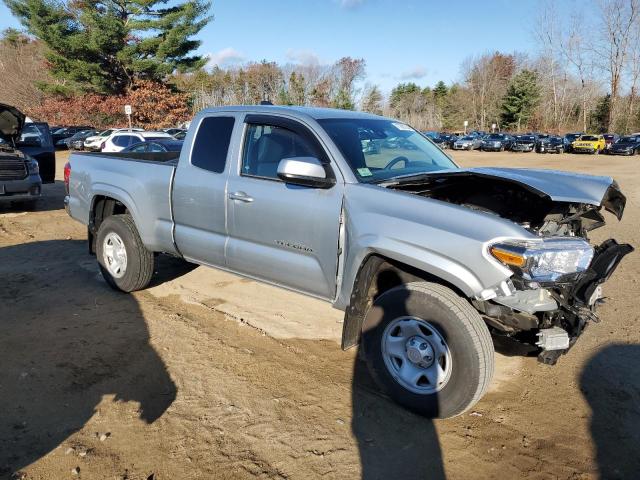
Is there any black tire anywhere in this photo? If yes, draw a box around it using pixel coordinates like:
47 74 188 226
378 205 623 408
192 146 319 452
361 282 494 418
95 214 154 292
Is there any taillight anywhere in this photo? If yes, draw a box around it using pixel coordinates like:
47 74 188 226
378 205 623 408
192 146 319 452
64 162 71 194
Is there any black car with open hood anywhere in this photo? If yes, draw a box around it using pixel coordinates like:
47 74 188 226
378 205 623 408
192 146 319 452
0 103 55 183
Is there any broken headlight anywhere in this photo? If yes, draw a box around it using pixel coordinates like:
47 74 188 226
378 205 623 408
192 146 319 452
489 238 594 282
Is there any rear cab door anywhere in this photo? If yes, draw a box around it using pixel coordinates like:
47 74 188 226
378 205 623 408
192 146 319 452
171 112 240 267
225 113 345 300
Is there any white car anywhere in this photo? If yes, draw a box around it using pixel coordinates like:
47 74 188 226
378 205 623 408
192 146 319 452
84 128 144 151
101 131 174 153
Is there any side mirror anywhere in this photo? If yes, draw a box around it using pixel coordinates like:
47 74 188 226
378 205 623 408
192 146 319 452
277 157 335 188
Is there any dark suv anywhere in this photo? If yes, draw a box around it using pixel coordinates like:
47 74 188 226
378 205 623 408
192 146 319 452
481 133 513 151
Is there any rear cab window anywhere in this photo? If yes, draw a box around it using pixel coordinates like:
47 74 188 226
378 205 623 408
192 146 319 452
191 116 235 173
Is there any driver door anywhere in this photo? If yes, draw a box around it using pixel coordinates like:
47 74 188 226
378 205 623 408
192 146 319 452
225 115 344 300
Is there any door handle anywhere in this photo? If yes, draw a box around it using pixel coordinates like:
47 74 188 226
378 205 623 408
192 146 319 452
228 191 254 203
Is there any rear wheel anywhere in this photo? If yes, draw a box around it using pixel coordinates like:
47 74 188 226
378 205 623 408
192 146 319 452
96 214 154 292
361 282 494 418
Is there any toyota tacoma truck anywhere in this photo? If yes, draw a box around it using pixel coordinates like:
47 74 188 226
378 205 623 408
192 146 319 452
64 106 633 418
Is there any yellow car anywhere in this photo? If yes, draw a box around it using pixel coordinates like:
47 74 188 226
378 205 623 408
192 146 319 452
572 134 606 154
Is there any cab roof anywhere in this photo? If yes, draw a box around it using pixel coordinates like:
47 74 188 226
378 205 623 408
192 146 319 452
198 105 386 122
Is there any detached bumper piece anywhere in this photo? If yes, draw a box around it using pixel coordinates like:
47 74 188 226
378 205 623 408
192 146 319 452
539 239 634 365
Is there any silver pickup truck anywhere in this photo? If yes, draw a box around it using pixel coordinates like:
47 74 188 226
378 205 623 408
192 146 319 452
65 106 633 418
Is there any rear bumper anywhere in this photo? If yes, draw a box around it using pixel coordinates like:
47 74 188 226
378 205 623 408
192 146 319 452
0 174 42 199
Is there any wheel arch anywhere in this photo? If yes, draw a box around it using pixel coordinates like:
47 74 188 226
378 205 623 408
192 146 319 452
340 253 469 350
88 194 132 254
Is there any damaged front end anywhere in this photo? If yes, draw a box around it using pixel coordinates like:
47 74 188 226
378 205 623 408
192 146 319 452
384 170 634 364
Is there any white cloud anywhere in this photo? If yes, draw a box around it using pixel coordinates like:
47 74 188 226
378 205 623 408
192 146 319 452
285 48 321 66
205 47 245 69
398 66 428 80
336 0 364 9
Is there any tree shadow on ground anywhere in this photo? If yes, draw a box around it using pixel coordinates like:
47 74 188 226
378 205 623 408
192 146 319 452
0 239 176 477
580 344 640 479
352 271 445 480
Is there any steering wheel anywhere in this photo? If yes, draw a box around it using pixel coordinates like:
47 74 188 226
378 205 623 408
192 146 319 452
384 156 410 170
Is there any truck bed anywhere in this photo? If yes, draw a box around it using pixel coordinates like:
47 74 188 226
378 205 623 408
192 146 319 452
67 151 179 254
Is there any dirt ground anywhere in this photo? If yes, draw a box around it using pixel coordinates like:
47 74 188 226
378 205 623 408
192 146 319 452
1 149 639 480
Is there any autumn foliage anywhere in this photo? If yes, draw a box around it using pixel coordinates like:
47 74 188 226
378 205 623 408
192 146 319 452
31 81 190 129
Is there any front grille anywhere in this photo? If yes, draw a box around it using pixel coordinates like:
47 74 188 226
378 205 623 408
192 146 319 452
0 157 28 180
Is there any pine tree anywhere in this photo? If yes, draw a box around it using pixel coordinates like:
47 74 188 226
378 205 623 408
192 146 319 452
4 0 211 94
433 80 448 100
500 70 541 131
590 95 611 132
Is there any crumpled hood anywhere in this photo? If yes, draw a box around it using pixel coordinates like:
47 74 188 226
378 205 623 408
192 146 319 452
459 167 625 218
0 103 26 144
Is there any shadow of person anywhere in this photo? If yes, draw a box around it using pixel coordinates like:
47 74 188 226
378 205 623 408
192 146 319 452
580 344 640 479
352 271 445 480
0 239 176 475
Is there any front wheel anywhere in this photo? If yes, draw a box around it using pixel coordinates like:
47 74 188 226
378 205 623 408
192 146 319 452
361 282 494 418
96 214 154 292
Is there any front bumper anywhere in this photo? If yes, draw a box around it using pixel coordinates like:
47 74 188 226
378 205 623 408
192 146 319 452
0 174 42 199
609 149 634 155
484 239 633 365
572 146 597 153
512 144 534 152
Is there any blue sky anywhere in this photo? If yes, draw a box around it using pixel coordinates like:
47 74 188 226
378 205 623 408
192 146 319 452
0 0 566 93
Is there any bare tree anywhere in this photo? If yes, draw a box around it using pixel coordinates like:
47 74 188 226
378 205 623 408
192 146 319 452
463 52 516 130
595 0 639 130
561 13 595 131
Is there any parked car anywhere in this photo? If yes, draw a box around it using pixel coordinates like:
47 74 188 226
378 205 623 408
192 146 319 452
563 133 584 153
481 133 513 151
572 134 606 154
65 129 99 150
84 128 144 151
64 106 633 418
101 131 174 152
162 128 187 137
173 130 187 140
511 134 537 152
608 135 640 156
0 104 43 203
52 126 93 147
452 135 482 150
535 135 566 154
603 133 620 151
437 133 458 149
120 139 184 153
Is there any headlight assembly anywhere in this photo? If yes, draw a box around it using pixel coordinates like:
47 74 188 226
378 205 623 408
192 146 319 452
489 238 594 282
27 158 39 175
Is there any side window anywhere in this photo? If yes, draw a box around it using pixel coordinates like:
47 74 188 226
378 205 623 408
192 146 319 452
148 143 164 153
191 116 235 173
113 135 136 147
241 124 320 179
130 144 147 152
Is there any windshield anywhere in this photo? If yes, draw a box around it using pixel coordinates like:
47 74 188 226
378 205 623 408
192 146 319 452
318 118 458 183
486 134 504 140
16 123 52 148
516 135 535 141
579 135 598 141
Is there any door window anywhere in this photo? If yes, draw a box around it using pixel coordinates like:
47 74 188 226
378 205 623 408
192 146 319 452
191 116 235 173
241 124 321 180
